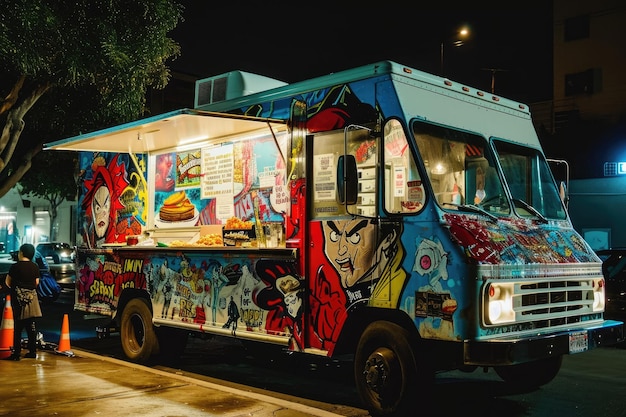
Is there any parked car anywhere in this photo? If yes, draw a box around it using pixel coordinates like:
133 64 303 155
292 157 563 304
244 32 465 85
597 248 626 323
35 242 76 287
0 249 63 304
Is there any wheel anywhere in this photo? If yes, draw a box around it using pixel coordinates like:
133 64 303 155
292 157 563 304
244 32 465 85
120 298 157 363
354 321 424 417
494 356 563 387
154 326 189 365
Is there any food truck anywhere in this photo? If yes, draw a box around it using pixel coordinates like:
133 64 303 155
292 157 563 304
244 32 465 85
45 61 623 417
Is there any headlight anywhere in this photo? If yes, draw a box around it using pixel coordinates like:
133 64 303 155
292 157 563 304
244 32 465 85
484 282 515 325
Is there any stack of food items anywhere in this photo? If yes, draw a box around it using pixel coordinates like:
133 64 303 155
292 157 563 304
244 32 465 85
223 216 256 247
157 217 256 248
168 233 223 247
196 233 224 246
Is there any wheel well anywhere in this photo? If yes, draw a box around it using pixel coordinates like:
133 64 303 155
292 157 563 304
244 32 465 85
332 307 418 356
113 288 152 326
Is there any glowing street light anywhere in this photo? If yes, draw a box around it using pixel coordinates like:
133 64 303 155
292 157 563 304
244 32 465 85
440 27 470 76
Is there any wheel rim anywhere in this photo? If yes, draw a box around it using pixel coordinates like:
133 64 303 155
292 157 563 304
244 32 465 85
362 347 400 396
127 312 146 353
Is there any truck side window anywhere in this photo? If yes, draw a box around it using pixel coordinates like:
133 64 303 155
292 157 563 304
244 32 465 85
348 126 378 217
310 130 349 219
310 126 378 218
383 119 423 213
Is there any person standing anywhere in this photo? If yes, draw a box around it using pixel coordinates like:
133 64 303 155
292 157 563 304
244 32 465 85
4 243 42 360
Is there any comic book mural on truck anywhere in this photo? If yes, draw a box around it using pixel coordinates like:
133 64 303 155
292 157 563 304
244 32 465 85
48 61 623 417
77 152 148 248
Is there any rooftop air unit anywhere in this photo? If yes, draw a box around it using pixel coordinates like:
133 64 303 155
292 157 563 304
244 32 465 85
194 70 287 109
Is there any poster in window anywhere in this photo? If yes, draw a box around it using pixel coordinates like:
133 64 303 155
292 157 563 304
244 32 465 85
175 150 202 188
314 153 336 201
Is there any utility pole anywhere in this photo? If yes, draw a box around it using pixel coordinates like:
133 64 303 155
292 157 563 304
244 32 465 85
481 68 507 93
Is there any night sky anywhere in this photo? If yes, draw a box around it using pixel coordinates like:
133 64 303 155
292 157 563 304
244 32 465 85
169 1 554 104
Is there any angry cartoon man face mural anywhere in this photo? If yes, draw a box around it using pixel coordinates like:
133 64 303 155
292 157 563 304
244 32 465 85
322 219 377 288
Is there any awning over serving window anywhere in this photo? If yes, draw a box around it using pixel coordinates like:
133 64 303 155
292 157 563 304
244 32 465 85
43 108 287 154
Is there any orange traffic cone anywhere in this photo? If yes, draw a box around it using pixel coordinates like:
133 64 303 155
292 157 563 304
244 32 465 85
55 313 74 357
0 295 14 359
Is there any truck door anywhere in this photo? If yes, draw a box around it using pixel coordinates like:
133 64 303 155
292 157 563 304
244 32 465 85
305 124 386 353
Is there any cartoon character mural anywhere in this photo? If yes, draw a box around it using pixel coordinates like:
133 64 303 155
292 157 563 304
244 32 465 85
308 219 409 353
223 295 240 334
254 260 305 350
412 236 458 340
245 82 410 353
155 153 175 191
79 152 146 248
146 253 271 335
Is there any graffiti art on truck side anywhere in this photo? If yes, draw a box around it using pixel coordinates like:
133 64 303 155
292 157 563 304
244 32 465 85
307 219 409 354
253 260 305 350
78 152 146 248
148 255 251 327
77 253 147 308
144 253 305 344
412 236 458 339
444 213 598 263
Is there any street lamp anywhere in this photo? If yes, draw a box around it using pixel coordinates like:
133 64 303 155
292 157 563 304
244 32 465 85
440 27 470 76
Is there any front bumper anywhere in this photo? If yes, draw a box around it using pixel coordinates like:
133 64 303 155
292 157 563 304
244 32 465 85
464 320 624 366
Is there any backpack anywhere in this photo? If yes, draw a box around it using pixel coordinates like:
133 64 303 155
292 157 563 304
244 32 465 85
37 271 62 304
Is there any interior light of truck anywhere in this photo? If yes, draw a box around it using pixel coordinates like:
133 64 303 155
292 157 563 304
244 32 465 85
431 162 447 175
485 282 515 325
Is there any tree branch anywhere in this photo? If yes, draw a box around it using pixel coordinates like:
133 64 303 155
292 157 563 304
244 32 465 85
0 149 35 196
0 75 26 115
0 82 50 172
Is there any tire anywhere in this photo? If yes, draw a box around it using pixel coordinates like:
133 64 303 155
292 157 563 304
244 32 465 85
120 298 158 363
494 355 563 388
354 321 423 417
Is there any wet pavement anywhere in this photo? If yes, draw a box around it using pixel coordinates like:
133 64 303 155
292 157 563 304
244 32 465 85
0 290 363 417
0 347 353 417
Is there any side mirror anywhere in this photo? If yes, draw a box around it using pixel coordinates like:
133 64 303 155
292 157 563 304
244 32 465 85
337 154 358 205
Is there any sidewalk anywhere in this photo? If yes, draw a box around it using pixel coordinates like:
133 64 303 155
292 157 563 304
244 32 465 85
0 348 355 417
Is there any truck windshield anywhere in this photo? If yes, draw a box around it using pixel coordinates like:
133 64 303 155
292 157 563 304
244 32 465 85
412 121 510 217
492 139 567 220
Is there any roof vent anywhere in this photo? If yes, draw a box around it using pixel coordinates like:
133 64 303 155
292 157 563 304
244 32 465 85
194 70 287 108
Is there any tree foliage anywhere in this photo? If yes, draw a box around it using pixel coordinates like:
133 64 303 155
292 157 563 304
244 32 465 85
0 0 183 198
